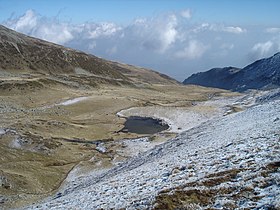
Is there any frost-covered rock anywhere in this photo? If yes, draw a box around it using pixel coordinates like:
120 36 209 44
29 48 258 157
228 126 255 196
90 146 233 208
95 143 107 153
256 88 280 103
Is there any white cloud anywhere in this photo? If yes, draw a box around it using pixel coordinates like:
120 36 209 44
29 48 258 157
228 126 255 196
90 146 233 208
223 26 246 34
266 27 280 33
192 23 210 33
159 14 178 53
252 41 273 54
175 40 208 59
193 23 246 34
213 25 246 34
87 22 121 39
249 41 277 60
34 23 73 44
221 43 234 50
181 9 192 19
129 14 178 53
4 11 120 45
134 18 146 24
5 10 73 44
11 9 38 33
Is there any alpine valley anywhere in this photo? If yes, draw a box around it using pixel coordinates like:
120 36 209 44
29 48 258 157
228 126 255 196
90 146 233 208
0 25 279 210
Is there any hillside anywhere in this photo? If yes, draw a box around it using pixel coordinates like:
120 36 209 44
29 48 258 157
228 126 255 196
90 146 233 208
0 25 177 86
183 53 280 91
183 67 241 90
25 89 280 210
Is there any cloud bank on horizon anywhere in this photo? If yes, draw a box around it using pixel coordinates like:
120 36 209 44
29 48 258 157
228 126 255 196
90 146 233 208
3 9 280 81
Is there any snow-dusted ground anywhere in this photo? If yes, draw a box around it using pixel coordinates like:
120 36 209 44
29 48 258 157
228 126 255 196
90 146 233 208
26 91 280 209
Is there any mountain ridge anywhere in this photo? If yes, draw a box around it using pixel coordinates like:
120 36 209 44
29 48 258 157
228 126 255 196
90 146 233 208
0 25 178 86
183 53 280 91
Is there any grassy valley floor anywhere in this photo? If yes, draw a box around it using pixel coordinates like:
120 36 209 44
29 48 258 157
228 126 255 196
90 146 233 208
0 72 238 208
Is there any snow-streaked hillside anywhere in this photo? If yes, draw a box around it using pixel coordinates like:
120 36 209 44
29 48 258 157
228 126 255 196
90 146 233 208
26 89 280 209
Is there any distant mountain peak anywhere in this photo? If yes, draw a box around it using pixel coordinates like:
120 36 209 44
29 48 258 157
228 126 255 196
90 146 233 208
183 53 280 91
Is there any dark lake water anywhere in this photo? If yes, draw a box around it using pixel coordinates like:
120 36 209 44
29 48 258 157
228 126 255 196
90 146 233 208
120 116 169 134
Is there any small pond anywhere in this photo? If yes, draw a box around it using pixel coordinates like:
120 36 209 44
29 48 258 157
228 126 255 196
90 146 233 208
120 116 169 134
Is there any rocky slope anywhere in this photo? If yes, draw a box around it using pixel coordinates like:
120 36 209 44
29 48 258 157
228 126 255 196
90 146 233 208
25 89 280 209
183 53 280 91
183 67 241 90
0 25 177 86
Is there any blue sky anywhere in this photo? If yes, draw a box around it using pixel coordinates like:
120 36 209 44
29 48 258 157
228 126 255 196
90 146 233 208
1 0 280 25
1 0 280 80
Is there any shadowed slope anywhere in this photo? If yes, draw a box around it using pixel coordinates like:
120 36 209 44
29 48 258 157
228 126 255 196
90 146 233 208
184 53 280 91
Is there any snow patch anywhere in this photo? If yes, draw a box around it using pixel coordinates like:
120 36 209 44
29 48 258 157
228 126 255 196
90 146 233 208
95 143 107 153
57 97 88 106
9 137 22 149
0 128 5 135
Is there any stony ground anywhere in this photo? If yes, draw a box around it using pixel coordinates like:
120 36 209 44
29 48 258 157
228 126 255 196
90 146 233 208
25 89 280 209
